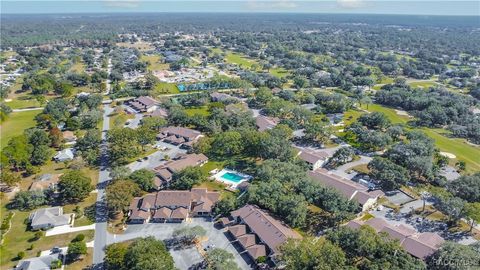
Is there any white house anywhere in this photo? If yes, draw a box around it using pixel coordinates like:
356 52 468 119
29 207 72 230
53 148 74 162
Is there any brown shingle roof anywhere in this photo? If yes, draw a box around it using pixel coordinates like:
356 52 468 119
345 217 444 260
29 174 62 191
237 234 257 248
297 150 329 164
153 207 172 219
159 126 202 141
246 244 267 259
136 96 157 107
229 224 247 237
231 205 301 254
170 207 189 219
255 115 279 132
130 209 150 220
155 191 192 208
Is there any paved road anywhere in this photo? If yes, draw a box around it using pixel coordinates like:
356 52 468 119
332 155 372 179
92 105 113 267
11 107 44 112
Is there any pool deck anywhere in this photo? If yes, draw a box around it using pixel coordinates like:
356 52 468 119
211 168 252 189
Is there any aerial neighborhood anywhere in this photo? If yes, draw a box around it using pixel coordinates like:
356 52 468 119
1 9 480 270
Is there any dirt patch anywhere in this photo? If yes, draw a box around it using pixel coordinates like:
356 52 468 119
394 109 411 117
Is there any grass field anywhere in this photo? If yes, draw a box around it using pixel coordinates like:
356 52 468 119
4 97 41 109
359 103 410 124
225 52 257 69
269 67 290 78
185 106 210 116
1 110 39 149
421 128 480 173
141 54 169 71
116 42 154 51
409 80 438 89
70 61 85 73
154 82 180 95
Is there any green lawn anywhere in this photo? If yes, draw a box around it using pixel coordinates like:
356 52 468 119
359 104 410 124
408 80 438 89
0 200 94 269
154 82 180 95
421 128 480 173
200 160 226 175
141 54 169 71
70 61 85 73
225 52 257 69
1 110 39 149
185 106 210 117
269 67 290 78
4 98 41 109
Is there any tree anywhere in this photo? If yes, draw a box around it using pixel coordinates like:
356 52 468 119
58 171 93 203
141 117 167 131
426 242 479 270
279 237 346 270
204 248 240 270
327 226 425 269
210 131 243 157
358 112 391 130
105 242 129 270
11 190 46 210
124 237 175 270
106 180 141 214
171 167 206 190
30 144 52 166
1 170 21 187
172 225 207 244
67 241 87 260
110 166 132 181
447 173 480 203
368 157 409 191
304 120 332 145
435 196 466 224
325 147 355 168
2 135 32 171
49 127 63 147
212 194 237 217
465 203 480 232
129 169 156 191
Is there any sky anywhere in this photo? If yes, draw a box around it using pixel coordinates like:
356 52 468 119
1 0 479 16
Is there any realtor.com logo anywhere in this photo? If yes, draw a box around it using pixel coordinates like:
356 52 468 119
431 257 480 267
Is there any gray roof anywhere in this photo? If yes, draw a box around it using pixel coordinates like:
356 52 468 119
30 207 70 228
54 148 74 161
15 253 60 270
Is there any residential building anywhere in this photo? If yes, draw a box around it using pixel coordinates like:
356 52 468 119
29 207 72 230
157 126 204 149
145 108 168 118
346 217 444 259
53 148 74 162
126 96 158 113
62 131 77 144
29 174 61 192
296 149 330 170
127 188 220 223
15 252 64 270
255 115 279 132
210 92 239 102
222 205 302 264
308 169 384 211
153 153 208 187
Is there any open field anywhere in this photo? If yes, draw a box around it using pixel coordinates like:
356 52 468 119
4 97 41 109
185 106 210 116
69 61 85 73
1 110 38 149
116 41 153 51
141 54 169 71
154 82 180 95
359 104 410 124
408 80 438 89
225 51 257 69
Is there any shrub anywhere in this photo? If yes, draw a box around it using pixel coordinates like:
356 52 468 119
51 259 62 269
34 231 43 240
17 251 26 260
73 234 85 242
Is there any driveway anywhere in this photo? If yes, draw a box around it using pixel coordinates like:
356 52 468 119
45 224 95 236
332 155 372 179
125 113 143 129
127 141 187 171
108 219 252 270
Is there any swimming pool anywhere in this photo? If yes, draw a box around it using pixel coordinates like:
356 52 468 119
212 169 252 189
220 172 245 183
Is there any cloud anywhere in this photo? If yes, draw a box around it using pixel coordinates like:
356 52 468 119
337 0 365 9
247 0 298 10
103 0 141 8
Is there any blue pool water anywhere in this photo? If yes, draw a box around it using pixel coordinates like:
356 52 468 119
220 172 245 183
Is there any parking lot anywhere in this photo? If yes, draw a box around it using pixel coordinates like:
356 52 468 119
108 218 253 270
126 141 187 171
